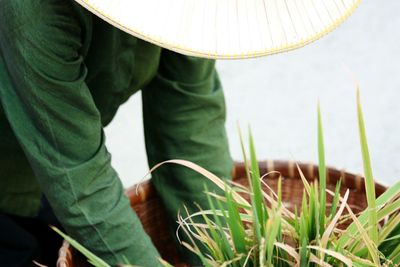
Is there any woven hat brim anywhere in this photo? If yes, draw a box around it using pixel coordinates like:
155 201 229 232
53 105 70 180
75 0 361 59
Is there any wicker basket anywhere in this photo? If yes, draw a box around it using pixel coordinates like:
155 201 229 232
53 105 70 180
57 160 387 267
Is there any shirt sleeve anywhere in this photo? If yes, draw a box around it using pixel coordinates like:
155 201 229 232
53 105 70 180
0 2 161 266
142 50 234 264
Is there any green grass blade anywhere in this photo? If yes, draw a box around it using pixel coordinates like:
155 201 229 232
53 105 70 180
388 243 400 265
248 128 261 179
356 89 378 246
317 103 327 232
308 184 317 240
379 218 400 259
225 189 247 254
379 212 400 245
329 179 342 220
313 182 321 241
300 191 309 242
266 210 282 266
248 128 267 239
338 181 400 246
205 186 235 260
51 226 111 267
378 198 400 220
299 237 309 267
200 211 224 259
345 205 381 266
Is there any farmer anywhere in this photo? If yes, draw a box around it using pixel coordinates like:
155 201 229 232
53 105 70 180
0 1 232 266
0 0 358 265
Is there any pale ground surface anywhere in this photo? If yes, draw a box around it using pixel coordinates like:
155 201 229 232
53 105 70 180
105 0 400 187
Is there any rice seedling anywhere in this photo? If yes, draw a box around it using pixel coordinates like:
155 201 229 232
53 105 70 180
176 90 400 267
53 90 399 266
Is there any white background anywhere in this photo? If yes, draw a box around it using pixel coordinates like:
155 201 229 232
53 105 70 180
105 0 400 187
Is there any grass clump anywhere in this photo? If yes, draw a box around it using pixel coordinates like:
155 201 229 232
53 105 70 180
53 89 400 266
176 89 400 267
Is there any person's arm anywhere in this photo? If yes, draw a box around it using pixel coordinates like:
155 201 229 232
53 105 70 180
142 50 233 264
0 3 161 266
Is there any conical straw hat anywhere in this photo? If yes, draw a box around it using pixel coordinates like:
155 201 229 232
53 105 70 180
75 0 361 59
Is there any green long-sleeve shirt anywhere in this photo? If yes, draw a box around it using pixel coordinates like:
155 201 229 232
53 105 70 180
0 1 232 266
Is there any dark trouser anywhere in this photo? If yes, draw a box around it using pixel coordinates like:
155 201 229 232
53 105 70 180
0 197 63 267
